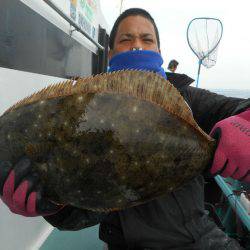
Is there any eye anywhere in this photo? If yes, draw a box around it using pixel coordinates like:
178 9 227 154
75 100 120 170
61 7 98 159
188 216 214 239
120 38 131 43
144 38 153 43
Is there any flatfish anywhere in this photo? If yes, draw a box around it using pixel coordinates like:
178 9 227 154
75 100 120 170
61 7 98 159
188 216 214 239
0 70 216 212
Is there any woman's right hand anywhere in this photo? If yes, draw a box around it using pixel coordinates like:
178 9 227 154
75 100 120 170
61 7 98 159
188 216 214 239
0 157 63 217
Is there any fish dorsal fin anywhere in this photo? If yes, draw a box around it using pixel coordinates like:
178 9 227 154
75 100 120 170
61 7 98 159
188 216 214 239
4 70 212 141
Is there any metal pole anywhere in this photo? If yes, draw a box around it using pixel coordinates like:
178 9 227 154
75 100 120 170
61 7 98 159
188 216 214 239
119 0 124 14
43 0 104 51
196 59 202 87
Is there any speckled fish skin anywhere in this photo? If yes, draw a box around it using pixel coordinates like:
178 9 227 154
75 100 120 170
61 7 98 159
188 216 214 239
0 71 216 212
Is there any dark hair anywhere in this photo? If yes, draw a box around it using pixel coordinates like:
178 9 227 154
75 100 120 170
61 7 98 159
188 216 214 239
168 59 179 69
109 8 160 49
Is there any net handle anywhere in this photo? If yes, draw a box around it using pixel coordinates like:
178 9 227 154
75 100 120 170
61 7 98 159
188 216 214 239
196 59 202 87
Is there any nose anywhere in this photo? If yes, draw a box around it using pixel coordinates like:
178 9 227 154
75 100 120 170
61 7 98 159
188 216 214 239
130 38 143 51
132 47 143 51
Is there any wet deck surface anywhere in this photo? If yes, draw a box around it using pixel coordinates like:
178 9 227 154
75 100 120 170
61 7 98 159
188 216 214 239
41 225 103 250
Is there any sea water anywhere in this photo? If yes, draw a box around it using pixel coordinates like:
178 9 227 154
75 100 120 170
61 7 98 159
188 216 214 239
210 89 250 99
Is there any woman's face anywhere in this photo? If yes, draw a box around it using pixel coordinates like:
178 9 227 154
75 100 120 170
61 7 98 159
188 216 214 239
109 15 160 59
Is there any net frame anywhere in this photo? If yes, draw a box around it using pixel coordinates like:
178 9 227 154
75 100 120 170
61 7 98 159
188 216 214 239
187 17 223 87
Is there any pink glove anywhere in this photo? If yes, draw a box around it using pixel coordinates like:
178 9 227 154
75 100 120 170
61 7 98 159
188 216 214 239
0 158 63 217
209 109 250 183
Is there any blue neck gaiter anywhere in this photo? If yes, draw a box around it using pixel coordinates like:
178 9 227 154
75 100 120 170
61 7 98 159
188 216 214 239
108 50 167 79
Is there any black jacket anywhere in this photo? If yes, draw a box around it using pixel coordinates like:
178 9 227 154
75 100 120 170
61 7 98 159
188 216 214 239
44 73 249 249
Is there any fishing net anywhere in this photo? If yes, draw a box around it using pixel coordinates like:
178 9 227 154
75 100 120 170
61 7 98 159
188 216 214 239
187 18 223 86
187 18 223 68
